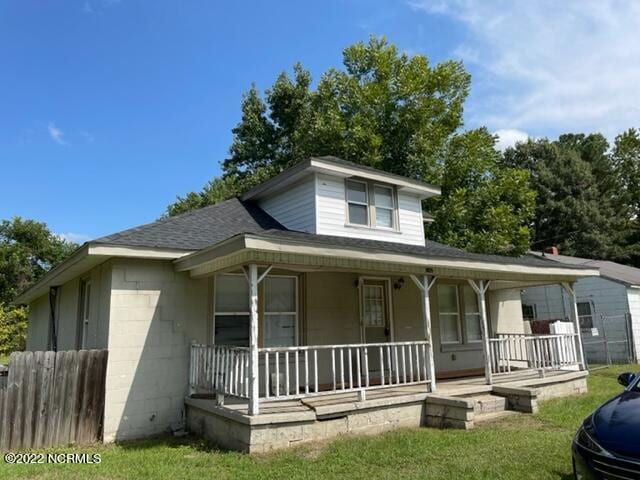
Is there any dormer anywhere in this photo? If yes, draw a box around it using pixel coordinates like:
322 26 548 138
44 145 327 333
241 156 441 247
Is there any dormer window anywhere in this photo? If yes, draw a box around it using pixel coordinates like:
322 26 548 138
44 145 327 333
346 180 369 226
346 179 397 230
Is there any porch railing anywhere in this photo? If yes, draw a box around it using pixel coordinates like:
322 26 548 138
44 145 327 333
189 341 432 402
189 344 250 399
260 340 431 400
489 333 579 375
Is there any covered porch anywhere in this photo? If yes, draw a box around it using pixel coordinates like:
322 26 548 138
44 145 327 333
174 234 596 450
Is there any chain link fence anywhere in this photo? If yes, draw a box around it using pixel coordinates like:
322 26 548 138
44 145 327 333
581 313 635 367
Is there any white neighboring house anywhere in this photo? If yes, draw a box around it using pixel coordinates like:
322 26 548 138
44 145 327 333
15 156 599 451
522 251 640 364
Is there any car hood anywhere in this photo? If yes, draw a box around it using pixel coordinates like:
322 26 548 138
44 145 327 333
593 390 640 458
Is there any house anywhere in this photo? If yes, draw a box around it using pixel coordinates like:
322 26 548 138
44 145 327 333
16 156 599 452
522 250 640 365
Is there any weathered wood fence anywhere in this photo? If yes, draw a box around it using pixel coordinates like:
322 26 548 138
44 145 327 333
0 349 108 451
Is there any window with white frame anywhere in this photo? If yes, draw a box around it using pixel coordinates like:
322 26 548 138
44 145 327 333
213 274 298 347
437 284 461 344
346 180 369 226
437 284 484 345
263 276 297 347
80 280 91 349
373 185 394 228
346 179 397 229
214 274 250 347
461 285 482 342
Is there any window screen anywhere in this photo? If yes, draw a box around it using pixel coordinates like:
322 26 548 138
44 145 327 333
577 302 594 329
374 186 394 228
346 180 369 225
214 275 250 347
264 276 297 347
438 284 460 343
462 285 481 342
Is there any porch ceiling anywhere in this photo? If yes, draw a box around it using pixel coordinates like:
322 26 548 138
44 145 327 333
173 234 600 284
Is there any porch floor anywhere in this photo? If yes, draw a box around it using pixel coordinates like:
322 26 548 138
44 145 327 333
186 369 583 419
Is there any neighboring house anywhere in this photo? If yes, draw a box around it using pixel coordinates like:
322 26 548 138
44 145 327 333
16 156 599 452
522 251 640 364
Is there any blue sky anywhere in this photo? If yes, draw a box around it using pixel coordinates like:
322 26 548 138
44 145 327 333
1 1 638 242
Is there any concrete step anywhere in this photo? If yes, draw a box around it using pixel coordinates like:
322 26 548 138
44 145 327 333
474 410 521 425
469 394 508 414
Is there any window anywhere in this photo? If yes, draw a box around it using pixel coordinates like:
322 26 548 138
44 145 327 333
522 304 536 321
79 280 91 349
346 179 397 229
437 285 461 344
437 284 485 345
461 285 482 342
577 302 594 329
374 185 394 228
263 276 297 347
346 180 369 226
363 285 385 326
214 274 250 347
213 274 298 348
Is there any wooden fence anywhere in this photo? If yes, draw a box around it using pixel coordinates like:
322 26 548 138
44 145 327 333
0 349 108 451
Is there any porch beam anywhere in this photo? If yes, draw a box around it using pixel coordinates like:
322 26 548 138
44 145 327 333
468 279 492 385
410 275 437 392
561 282 586 370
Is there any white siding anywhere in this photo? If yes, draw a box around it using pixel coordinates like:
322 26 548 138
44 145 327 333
258 176 316 233
627 287 640 362
315 173 425 246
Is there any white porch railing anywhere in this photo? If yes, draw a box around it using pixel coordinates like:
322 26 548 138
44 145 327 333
190 344 250 399
189 341 432 402
489 333 579 375
260 341 431 400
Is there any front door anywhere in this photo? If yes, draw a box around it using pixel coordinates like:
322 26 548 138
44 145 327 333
361 279 391 384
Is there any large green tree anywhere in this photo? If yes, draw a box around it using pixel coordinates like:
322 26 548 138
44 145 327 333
168 37 535 255
0 217 77 305
0 217 77 354
427 128 535 255
503 134 633 260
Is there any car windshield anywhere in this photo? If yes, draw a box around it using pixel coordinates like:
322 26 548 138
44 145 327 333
630 375 640 392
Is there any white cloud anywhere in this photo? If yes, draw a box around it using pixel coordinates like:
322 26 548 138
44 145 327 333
409 0 640 138
47 122 69 146
493 128 529 151
56 232 92 244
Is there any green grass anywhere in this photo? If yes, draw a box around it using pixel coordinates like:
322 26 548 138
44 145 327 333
1 365 636 480
0 355 9 365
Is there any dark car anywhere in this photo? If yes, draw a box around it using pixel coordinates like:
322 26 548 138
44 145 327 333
573 371 640 479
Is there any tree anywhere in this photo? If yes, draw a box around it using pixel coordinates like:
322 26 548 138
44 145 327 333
0 217 77 354
427 129 535 255
0 217 77 305
613 128 640 217
503 134 632 260
166 37 535 255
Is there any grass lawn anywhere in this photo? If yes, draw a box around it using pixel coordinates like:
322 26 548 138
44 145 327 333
0 355 9 365
1 365 637 480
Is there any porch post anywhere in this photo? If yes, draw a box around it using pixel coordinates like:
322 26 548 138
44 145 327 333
248 263 260 415
468 279 492 385
562 282 586 370
410 275 437 392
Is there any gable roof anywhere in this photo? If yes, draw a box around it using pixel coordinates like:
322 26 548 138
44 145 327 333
528 252 640 287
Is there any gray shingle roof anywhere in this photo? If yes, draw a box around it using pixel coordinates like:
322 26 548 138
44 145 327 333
94 198 590 270
529 252 640 285
93 198 286 251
